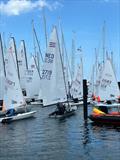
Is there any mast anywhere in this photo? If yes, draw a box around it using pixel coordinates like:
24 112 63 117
111 51 113 66
32 20 37 58
33 55 41 80
59 20 72 82
56 26 69 104
11 37 20 80
22 40 28 70
42 8 48 49
0 33 6 77
32 20 43 69
95 48 98 81
102 21 106 64
71 31 76 81
92 64 95 95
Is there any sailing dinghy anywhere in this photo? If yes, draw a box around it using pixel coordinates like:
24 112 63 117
0 38 36 123
25 56 42 105
91 58 120 108
41 26 77 117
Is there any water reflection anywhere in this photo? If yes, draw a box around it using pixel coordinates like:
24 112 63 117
0 106 120 160
82 120 90 145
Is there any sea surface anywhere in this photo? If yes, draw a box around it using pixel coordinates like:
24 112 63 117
0 105 120 160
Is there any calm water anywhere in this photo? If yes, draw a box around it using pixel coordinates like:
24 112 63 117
0 105 120 160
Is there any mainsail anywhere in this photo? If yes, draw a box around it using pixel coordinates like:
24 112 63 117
17 40 28 90
41 26 67 106
25 56 40 99
4 39 25 110
70 58 83 99
0 34 5 100
97 58 120 101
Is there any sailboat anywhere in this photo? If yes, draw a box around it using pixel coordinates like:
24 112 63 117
91 58 120 107
17 40 28 93
25 56 42 105
0 34 6 116
0 37 36 123
70 57 83 105
41 26 77 117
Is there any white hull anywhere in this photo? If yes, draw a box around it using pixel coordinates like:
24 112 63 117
49 105 77 118
24 96 43 105
70 101 83 106
65 99 91 107
0 111 36 123
91 101 120 108
30 100 43 105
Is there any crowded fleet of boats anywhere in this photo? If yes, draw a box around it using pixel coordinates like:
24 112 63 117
0 22 120 125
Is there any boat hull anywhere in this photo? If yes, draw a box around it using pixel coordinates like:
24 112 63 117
91 101 120 108
49 106 77 118
0 111 36 123
89 114 120 126
30 100 43 105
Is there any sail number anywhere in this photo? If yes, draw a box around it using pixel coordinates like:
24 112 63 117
101 79 111 88
45 53 54 63
41 69 52 80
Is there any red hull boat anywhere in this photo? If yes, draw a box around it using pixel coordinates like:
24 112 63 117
89 107 120 126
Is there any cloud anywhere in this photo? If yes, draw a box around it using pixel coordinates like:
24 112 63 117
0 0 62 16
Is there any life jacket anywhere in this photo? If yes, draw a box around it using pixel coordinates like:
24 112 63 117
2 101 6 112
92 94 96 101
97 96 101 102
118 96 120 103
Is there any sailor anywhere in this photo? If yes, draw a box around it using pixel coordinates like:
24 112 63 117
6 108 16 117
92 94 96 101
0 100 3 107
118 96 120 103
57 102 66 115
97 96 101 102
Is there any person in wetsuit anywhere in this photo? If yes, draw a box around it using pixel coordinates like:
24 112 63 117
6 108 16 117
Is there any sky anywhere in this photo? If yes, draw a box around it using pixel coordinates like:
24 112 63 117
0 0 120 80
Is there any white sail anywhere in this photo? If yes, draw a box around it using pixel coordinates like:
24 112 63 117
17 40 28 89
70 58 83 99
97 58 120 101
64 66 69 93
95 63 103 96
25 56 40 99
41 26 67 106
88 64 95 97
4 40 26 110
0 34 5 100
6 37 18 72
